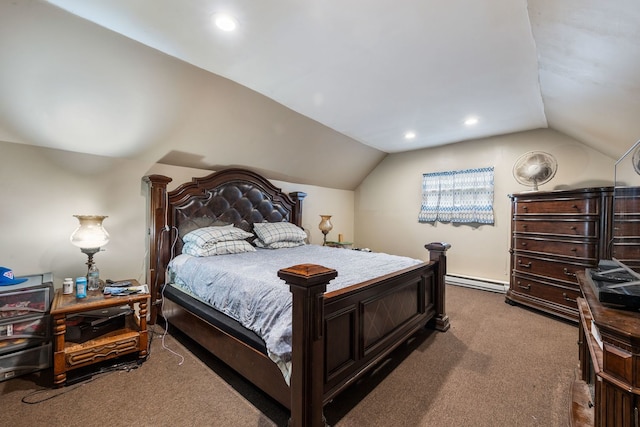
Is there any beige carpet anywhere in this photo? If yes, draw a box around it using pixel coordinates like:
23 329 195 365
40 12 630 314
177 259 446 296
325 285 575 426
0 285 578 426
0 330 274 426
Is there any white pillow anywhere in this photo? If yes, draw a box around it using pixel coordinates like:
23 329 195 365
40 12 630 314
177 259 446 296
254 239 306 249
182 240 256 257
183 226 253 247
253 222 307 245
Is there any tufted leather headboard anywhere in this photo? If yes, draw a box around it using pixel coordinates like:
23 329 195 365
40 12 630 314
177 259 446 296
144 168 306 322
173 180 302 251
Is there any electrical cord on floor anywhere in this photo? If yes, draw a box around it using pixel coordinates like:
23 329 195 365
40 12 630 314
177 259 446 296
20 358 143 404
156 283 185 366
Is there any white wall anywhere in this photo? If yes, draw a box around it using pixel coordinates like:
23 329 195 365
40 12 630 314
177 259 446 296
0 141 354 288
354 128 617 283
0 140 149 285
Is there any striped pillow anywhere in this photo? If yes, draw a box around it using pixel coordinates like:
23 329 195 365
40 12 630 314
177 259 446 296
182 240 256 257
253 222 307 245
183 226 253 247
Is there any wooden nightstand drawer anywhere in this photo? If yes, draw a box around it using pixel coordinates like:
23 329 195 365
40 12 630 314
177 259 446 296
65 330 140 369
513 237 597 259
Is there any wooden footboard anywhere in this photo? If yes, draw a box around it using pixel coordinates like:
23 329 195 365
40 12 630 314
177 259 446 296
279 242 450 427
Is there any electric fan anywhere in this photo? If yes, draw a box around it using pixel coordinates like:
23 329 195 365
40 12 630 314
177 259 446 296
512 151 558 191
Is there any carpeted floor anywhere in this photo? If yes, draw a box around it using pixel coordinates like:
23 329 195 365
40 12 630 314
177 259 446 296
0 284 577 426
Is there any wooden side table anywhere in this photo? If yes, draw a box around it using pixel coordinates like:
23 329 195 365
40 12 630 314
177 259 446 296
325 241 353 249
50 280 148 386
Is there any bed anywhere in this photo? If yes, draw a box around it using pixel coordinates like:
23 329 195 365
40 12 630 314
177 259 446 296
143 168 450 427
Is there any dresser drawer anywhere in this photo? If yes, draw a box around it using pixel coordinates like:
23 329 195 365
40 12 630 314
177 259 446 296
612 242 640 260
614 195 640 213
0 285 52 320
0 343 51 382
0 314 50 355
513 237 597 259
514 197 599 215
510 273 581 310
513 219 598 238
512 254 592 284
613 219 640 237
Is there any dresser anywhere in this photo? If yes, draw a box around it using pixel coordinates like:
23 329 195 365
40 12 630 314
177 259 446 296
571 271 640 427
611 186 640 271
506 188 613 321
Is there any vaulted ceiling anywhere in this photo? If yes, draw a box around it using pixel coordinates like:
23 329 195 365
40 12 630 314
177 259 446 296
1 1 639 188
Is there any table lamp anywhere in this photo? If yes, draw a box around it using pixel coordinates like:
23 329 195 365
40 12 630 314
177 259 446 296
318 215 333 245
70 215 109 285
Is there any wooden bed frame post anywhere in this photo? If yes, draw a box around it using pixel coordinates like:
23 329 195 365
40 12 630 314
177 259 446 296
143 174 173 325
426 242 451 332
288 191 307 226
278 264 338 427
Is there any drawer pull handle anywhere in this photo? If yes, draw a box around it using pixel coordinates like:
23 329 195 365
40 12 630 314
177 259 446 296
563 268 576 277
518 260 532 268
522 206 528 211
570 248 577 252
517 282 531 290
570 226 577 231
563 293 577 303
521 242 527 247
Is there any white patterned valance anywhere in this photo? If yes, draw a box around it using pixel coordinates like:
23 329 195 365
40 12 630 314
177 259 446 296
418 167 495 224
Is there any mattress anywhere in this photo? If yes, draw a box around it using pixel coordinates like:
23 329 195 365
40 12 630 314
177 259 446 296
162 283 267 354
167 244 424 382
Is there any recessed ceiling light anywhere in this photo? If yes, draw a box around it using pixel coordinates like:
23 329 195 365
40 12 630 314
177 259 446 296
464 117 479 126
213 13 238 32
404 131 416 140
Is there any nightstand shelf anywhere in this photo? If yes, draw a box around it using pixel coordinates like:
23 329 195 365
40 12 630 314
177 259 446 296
325 241 353 249
50 281 148 386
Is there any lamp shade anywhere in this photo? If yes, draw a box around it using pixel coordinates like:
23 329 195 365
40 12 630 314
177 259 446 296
70 215 109 249
318 215 333 234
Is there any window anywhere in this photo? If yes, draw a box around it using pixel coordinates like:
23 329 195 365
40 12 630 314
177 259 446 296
418 167 494 224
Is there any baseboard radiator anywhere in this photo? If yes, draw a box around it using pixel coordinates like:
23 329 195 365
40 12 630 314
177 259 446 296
445 274 509 294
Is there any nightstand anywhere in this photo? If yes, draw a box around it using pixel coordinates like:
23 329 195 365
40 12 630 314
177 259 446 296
325 241 353 249
50 280 148 386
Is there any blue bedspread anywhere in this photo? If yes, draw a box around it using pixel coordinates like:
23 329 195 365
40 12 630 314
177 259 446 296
167 244 423 382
